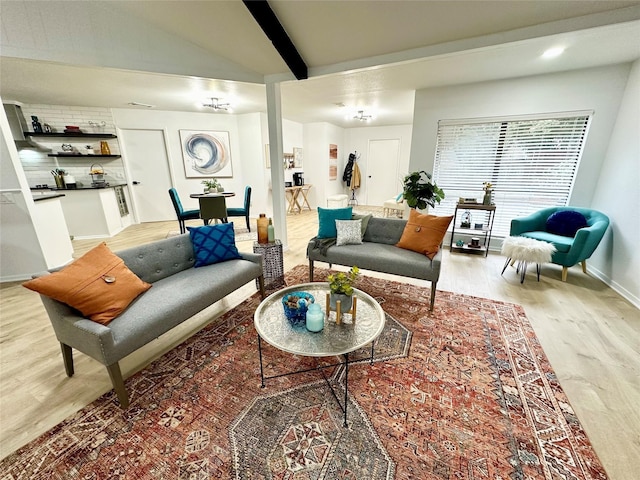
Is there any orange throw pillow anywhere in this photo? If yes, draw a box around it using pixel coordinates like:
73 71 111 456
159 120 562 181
23 242 151 325
396 209 453 259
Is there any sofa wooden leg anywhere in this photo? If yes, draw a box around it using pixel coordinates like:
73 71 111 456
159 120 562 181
106 363 130 409
258 275 266 299
561 266 568 282
429 282 436 312
581 261 587 274
309 260 314 281
60 343 74 377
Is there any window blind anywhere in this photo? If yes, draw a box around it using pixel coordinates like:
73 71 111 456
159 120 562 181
430 113 591 238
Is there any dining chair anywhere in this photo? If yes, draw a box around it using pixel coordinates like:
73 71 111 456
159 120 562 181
227 186 252 231
198 195 228 225
168 188 200 234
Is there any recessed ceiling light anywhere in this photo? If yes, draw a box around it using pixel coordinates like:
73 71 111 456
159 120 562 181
542 47 565 59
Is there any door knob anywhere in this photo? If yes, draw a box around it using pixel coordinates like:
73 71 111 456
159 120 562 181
132 181 141 185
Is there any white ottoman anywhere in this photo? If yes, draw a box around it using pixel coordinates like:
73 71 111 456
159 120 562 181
501 236 556 283
326 194 349 208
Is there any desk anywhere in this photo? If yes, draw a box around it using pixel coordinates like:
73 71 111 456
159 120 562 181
285 185 312 214
190 192 235 224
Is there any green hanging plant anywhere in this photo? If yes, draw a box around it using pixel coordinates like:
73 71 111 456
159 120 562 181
402 170 445 210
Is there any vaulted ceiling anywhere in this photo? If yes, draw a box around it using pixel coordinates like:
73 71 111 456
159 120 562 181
1 1 639 127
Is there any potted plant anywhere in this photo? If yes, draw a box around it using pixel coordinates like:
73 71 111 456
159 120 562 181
201 178 222 193
327 266 360 313
482 181 494 205
402 170 445 210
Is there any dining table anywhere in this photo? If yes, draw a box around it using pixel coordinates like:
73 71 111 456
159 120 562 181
190 192 235 224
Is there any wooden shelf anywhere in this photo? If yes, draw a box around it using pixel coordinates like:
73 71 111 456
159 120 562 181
48 154 121 158
449 203 496 257
24 132 117 138
451 244 487 255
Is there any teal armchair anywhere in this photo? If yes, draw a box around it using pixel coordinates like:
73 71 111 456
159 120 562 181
510 207 609 281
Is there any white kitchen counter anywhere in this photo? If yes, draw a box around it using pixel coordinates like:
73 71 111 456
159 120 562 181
30 194 74 269
55 186 132 239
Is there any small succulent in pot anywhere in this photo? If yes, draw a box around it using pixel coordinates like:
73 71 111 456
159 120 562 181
327 266 360 296
201 178 221 192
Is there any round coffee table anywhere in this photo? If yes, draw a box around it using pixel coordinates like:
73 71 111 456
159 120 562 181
254 282 385 426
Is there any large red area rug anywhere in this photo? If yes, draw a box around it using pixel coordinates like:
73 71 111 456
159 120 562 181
1 266 607 479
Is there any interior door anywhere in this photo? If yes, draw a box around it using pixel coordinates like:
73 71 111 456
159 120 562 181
366 139 401 206
119 129 173 222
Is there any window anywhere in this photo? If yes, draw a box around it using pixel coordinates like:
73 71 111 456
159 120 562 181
430 112 591 237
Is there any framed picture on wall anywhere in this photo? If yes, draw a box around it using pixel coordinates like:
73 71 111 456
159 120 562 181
293 147 303 168
180 130 233 178
329 144 338 180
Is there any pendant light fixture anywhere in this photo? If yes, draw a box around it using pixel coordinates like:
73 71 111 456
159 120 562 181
353 110 372 121
203 97 231 111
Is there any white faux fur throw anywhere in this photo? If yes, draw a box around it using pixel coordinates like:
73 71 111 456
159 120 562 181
501 236 557 264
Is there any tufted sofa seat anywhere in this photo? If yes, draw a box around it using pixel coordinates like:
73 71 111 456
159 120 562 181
307 217 443 311
35 233 265 408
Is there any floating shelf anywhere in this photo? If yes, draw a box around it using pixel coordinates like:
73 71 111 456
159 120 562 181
48 154 121 158
24 132 117 138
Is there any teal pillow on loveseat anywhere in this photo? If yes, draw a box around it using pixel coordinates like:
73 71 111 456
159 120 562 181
317 206 353 238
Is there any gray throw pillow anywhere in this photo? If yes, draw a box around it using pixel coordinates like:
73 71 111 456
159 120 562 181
336 219 363 246
351 213 373 238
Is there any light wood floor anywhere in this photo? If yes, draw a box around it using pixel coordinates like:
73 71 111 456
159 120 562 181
1 210 638 479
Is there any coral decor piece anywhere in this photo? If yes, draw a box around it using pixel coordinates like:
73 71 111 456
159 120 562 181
0 266 607 480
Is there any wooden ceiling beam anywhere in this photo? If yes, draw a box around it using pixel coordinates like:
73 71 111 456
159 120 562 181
243 0 308 80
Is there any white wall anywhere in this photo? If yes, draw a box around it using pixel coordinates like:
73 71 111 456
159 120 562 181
0 98 73 281
410 64 630 206
589 59 640 306
111 108 258 213
409 63 637 305
303 123 346 209
345 125 413 204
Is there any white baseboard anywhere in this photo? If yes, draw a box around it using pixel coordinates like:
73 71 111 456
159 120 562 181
588 265 640 310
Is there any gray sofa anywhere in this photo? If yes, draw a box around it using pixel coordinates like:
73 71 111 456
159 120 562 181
307 216 442 311
36 233 265 408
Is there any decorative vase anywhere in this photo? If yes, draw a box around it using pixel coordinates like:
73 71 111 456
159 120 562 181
305 303 324 332
483 191 493 205
100 141 111 155
282 292 315 328
257 213 269 244
31 116 43 133
330 293 353 313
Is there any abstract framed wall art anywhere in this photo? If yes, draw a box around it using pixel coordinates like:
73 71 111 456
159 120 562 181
293 147 303 168
180 130 233 178
329 144 338 180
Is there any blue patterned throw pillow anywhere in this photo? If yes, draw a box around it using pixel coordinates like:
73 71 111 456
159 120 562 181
187 223 241 267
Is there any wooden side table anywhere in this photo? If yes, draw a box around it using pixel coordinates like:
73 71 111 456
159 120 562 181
253 240 285 290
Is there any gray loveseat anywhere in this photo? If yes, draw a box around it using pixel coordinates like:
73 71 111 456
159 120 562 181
36 233 265 408
307 216 442 311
